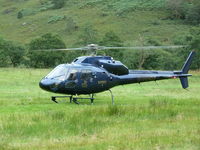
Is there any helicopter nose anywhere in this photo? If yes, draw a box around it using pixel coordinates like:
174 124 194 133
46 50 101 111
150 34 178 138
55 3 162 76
39 78 51 91
39 78 59 92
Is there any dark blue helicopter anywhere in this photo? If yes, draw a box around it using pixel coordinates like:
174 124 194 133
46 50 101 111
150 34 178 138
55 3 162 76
39 44 195 104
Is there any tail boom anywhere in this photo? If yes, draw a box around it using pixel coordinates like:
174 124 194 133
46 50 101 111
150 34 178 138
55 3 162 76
119 51 195 89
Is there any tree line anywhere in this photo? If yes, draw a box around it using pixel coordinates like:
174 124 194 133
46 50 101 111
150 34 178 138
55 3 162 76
0 28 199 70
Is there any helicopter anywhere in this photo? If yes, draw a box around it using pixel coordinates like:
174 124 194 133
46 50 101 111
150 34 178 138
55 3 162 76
39 44 195 104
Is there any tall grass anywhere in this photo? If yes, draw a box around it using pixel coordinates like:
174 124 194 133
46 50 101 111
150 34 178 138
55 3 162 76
0 68 199 149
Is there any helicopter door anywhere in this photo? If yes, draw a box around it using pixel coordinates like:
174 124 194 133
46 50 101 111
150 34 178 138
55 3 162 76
80 69 94 89
65 69 78 88
96 71 109 90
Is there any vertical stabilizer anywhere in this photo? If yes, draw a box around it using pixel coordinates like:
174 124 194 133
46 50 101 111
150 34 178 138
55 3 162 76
181 51 195 74
179 51 195 89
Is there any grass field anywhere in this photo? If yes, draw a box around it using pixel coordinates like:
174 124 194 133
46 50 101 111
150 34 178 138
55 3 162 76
0 68 200 150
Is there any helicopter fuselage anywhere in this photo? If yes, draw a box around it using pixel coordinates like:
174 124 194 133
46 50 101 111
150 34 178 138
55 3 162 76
39 53 194 96
39 63 120 95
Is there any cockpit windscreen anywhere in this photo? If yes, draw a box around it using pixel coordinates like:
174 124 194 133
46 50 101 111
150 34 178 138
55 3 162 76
45 65 79 81
46 65 69 81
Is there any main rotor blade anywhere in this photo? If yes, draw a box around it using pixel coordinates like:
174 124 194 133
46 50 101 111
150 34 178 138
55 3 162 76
101 45 187 50
32 45 188 52
34 47 88 51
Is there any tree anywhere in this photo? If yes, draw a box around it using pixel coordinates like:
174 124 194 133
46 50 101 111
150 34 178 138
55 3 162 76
28 33 66 68
100 31 123 59
166 0 187 19
142 50 181 70
185 1 200 25
100 31 123 47
188 28 200 69
65 17 78 34
78 24 98 45
29 33 66 50
174 27 200 70
0 38 10 67
7 42 25 67
0 38 25 67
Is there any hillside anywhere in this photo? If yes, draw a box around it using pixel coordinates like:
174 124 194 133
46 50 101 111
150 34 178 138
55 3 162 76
0 0 193 47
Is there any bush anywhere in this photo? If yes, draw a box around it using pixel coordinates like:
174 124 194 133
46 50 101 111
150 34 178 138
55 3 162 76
65 17 78 34
166 0 200 25
77 24 98 45
39 0 65 11
185 1 200 25
48 15 65 24
51 0 65 9
39 1 54 11
17 11 23 19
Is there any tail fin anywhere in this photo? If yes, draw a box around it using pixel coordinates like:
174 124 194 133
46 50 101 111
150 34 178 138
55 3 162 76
179 51 195 89
181 51 195 74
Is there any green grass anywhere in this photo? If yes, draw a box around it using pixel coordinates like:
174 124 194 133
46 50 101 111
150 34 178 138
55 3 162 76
0 0 193 46
0 68 200 150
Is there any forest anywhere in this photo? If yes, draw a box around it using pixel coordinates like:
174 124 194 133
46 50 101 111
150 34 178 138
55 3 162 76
0 0 200 70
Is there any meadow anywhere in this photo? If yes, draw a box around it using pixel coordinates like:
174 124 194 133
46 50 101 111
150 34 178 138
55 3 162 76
0 68 199 150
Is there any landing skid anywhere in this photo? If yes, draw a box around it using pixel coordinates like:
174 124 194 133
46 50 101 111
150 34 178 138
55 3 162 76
51 90 114 105
51 94 95 104
51 96 73 103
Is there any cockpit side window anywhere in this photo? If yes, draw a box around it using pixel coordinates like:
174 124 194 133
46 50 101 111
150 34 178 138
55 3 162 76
67 69 78 80
73 59 78 62
81 69 92 80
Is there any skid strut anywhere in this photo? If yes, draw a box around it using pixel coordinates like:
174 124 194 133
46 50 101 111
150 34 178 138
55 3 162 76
51 96 73 103
109 89 114 105
51 95 95 104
